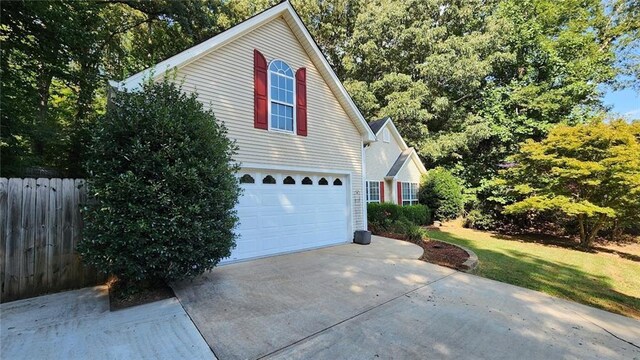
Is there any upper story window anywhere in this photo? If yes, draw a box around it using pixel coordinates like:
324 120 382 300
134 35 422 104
383 128 390 143
269 60 295 132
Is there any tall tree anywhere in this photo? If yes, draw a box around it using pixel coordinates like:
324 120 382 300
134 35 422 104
501 120 640 248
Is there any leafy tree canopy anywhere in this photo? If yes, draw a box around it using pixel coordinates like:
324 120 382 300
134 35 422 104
500 120 640 248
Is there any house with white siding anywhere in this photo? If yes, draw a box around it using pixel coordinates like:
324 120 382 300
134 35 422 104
364 117 427 206
113 1 378 262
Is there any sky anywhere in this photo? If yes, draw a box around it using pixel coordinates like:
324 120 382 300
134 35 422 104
602 87 640 120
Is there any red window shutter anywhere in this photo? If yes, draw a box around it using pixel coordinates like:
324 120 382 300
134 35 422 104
397 181 403 206
295 68 307 136
254 49 268 130
379 181 384 203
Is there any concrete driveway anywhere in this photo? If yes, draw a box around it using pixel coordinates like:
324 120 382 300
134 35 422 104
173 236 640 359
1 286 214 359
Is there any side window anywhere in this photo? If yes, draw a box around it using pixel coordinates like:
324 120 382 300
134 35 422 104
366 181 380 203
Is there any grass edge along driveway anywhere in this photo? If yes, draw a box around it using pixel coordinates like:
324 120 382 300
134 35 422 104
426 224 640 319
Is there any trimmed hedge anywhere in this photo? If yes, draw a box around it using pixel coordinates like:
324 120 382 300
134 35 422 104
367 202 431 227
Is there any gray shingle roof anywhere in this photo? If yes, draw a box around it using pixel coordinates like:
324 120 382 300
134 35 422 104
386 148 414 177
368 117 390 134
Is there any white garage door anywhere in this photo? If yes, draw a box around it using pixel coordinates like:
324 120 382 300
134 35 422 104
227 170 350 262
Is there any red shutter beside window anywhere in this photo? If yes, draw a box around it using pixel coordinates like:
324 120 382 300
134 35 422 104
254 49 268 130
295 68 307 136
379 181 384 203
397 181 402 206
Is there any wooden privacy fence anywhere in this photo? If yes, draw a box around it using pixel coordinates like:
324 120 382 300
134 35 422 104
0 178 103 303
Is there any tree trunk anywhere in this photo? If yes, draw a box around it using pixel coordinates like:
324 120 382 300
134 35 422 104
33 69 53 157
579 214 606 249
578 214 586 246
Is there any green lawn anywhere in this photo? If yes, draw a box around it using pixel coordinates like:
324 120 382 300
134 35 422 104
426 223 640 319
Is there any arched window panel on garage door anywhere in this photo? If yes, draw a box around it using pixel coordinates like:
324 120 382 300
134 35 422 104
240 174 255 184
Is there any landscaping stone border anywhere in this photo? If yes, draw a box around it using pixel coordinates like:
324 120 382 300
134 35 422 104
431 240 479 273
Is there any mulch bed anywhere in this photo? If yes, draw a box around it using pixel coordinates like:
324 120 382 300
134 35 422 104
376 231 470 271
109 279 175 311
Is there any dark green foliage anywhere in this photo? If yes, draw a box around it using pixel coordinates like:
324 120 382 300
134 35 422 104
79 80 241 284
419 168 464 221
367 203 430 227
400 204 431 226
367 203 429 243
463 210 496 231
401 221 427 244
367 202 404 227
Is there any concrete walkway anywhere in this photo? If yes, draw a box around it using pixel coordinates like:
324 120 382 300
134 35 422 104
0 286 214 359
173 236 640 360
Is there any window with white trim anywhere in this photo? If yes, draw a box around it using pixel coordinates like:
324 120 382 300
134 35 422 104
383 128 390 143
366 181 380 203
269 60 295 132
402 182 419 206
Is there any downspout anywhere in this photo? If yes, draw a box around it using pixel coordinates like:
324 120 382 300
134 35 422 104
361 140 368 231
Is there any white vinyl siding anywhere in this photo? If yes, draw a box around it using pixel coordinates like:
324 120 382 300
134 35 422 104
174 17 365 230
396 156 424 185
365 181 380 203
402 182 419 206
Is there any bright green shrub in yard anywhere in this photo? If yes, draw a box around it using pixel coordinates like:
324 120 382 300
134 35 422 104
79 80 241 287
419 167 464 221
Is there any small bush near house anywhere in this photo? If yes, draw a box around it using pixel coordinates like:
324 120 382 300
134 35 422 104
419 167 464 221
367 203 429 243
368 203 431 227
79 80 241 292
401 204 431 226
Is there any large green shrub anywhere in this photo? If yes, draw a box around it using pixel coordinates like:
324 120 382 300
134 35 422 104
79 80 241 286
400 204 431 226
419 167 464 221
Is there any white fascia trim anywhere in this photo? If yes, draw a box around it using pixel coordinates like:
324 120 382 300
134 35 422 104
371 117 408 150
399 150 426 176
385 148 427 180
372 117 392 136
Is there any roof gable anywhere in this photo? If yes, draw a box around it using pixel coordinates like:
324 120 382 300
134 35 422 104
112 1 375 142
385 148 427 178
368 117 408 150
